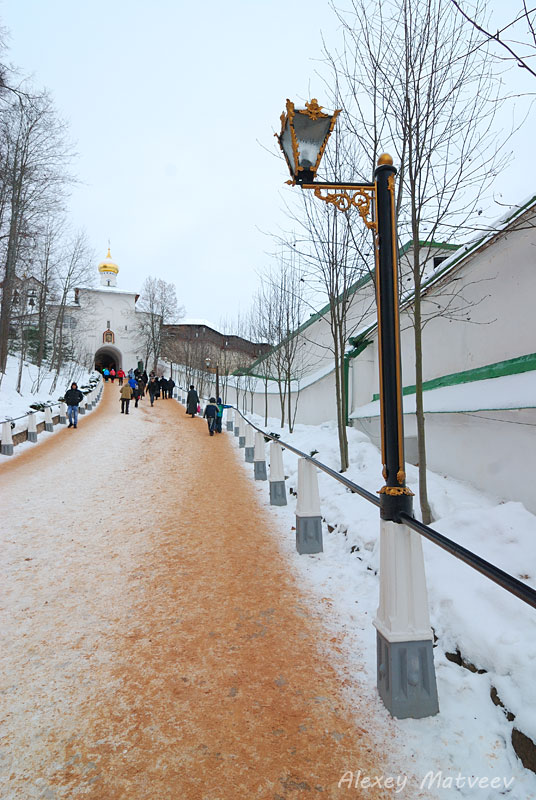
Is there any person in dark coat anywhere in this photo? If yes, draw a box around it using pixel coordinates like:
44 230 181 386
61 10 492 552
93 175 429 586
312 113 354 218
186 385 199 417
64 382 84 428
132 380 141 408
148 376 159 407
168 378 175 398
203 397 219 436
160 376 169 399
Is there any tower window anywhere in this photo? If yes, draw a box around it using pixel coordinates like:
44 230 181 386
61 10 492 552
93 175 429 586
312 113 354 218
107 320 111 328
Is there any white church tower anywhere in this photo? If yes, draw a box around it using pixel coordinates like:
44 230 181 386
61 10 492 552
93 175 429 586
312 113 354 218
98 248 119 287
69 248 150 375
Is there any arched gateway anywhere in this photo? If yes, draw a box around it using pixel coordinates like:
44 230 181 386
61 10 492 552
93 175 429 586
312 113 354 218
94 344 122 372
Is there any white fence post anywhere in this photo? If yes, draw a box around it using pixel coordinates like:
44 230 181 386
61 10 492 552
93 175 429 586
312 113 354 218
78 396 86 415
238 417 246 448
226 409 234 432
295 458 323 554
1 420 14 455
253 431 267 481
59 403 67 425
27 413 38 442
44 406 54 433
234 411 240 437
269 442 287 506
244 424 254 462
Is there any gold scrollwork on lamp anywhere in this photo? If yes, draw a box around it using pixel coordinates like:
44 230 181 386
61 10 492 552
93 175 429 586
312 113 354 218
304 98 329 120
378 485 415 497
312 186 377 231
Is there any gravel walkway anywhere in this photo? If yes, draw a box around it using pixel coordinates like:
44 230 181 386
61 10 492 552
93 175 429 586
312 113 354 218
1 384 399 799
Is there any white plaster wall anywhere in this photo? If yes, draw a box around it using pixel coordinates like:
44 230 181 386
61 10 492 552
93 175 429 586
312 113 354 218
75 287 149 371
351 210 536 406
353 409 536 514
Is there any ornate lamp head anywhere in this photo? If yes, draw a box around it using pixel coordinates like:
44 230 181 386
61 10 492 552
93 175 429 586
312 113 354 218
277 98 340 184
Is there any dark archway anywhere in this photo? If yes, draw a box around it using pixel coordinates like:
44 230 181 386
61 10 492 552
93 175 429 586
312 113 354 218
95 345 122 373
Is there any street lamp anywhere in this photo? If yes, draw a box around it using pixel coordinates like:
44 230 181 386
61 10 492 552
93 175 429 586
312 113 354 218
277 98 438 719
204 357 220 399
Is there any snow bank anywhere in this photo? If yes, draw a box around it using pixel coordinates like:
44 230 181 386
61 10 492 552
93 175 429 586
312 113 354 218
231 412 536 798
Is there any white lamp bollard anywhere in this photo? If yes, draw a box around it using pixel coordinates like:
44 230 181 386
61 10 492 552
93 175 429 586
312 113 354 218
244 424 255 462
59 403 67 425
374 522 439 718
86 392 93 411
78 396 86 415
226 408 234 432
1 420 14 455
234 410 240 438
44 406 54 432
295 458 323 554
269 441 287 506
253 431 267 481
27 412 38 442
238 417 246 448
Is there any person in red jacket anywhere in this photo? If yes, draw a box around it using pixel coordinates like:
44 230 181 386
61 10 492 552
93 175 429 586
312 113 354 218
116 368 126 386
110 368 116 383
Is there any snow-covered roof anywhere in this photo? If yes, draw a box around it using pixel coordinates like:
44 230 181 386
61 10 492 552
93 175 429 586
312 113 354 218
350 369 536 418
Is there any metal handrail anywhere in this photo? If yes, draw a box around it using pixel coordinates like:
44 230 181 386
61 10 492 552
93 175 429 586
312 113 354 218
224 403 536 611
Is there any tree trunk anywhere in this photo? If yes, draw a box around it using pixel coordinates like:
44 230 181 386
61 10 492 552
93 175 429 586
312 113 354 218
413 280 433 524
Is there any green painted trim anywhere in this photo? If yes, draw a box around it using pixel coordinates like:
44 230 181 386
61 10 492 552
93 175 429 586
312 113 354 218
398 239 460 258
371 353 536 401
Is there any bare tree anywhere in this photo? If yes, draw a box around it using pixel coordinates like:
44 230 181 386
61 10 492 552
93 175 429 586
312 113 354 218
0 89 72 374
450 0 536 79
48 230 94 390
136 277 183 372
327 0 509 520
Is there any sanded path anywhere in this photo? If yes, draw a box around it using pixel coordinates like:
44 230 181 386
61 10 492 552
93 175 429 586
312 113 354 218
1 384 399 799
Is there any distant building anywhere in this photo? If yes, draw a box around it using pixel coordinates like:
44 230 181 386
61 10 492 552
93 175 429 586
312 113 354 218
162 321 270 377
70 249 150 373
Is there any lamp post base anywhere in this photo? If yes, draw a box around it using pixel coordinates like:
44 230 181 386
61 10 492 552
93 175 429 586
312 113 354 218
269 480 287 506
376 631 439 719
296 515 323 554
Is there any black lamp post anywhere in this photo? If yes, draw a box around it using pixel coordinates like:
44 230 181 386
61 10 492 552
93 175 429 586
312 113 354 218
277 98 438 719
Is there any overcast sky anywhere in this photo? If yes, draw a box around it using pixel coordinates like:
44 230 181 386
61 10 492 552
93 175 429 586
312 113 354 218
1 0 534 330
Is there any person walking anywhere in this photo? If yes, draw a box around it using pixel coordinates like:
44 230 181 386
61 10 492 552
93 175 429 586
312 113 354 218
186 385 199 417
215 396 230 433
132 380 141 408
148 376 159 407
120 382 133 414
110 368 116 383
160 376 168 399
103 368 110 382
117 368 126 386
64 382 84 429
203 397 219 436
168 377 176 399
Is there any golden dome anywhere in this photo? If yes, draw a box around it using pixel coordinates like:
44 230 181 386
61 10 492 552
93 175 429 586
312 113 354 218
98 247 119 274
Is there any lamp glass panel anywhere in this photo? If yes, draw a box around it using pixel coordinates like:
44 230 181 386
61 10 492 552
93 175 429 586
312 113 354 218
293 113 333 169
280 120 296 173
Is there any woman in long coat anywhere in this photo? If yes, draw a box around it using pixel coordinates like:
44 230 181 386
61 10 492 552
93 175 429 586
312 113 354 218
186 385 199 417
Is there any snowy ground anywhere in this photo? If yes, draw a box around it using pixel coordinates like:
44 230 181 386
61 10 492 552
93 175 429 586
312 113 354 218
228 412 536 799
0 355 98 439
